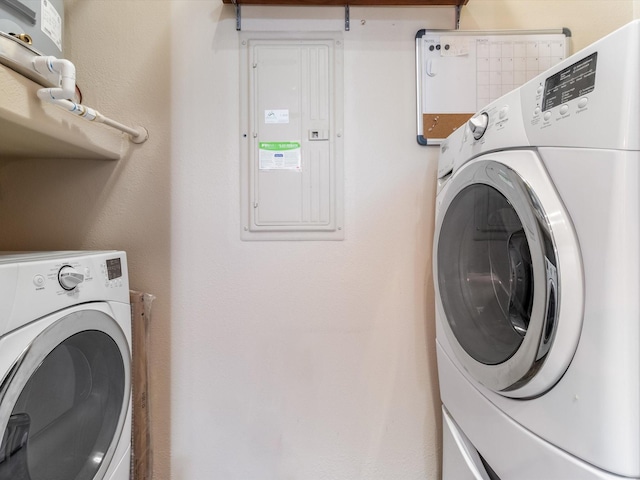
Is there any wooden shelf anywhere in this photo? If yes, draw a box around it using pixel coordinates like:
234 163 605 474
0 64 124 160
223 0 468 6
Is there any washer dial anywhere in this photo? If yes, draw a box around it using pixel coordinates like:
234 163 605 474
58 266 85 290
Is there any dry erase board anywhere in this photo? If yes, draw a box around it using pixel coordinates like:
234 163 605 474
416 29 570 145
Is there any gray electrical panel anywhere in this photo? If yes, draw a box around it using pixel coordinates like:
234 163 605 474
240 32 344 241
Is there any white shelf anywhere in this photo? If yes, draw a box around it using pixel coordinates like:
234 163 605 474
0 64 124 160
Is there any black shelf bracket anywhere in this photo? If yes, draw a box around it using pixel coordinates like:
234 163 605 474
233 0 241 30
345 5 350 31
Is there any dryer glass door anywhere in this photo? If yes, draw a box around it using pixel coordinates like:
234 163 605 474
0 309 130 480
438 182 535 365
436 159 560 393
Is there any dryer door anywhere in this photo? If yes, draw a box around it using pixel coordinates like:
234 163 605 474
0 308 130 480
435 151 583 397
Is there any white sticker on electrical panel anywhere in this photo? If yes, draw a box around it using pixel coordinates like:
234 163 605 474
265 109 289 124
41 0 62 51
259 142 301 170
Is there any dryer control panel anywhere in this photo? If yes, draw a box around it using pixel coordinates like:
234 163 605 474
439 19 640 177
521 21 640 150
541 53 597 111
0 251 129 337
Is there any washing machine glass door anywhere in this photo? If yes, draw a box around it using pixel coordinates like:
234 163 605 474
436 158 560 393
0 309 130 480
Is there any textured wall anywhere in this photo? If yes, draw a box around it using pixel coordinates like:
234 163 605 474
0 1 633 479
462 0 633 52
0 0 174 476
169 4 451 479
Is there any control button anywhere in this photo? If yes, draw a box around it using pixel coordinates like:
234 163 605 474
560 105 569 115
499 106 509 119
578 97 589 108
33 275 45 287
543 112 552 121
58 266 85 291
468 112 490 140
537 86 544 95
534 107 541 116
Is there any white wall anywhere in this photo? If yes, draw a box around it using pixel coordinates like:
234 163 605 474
170 4 452 479
463 0 633 53
0 0 174 475
0 1 634 479
169 2 635 478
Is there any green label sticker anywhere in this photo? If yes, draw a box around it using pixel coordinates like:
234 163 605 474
259 141 302 170
259 142 301 151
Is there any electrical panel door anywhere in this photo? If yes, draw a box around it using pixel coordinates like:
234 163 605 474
241 33 344 241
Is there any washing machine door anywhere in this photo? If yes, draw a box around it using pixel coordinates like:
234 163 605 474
435 150 583 397
0 306 130 480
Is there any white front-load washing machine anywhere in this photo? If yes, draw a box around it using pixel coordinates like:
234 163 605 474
0 251 131 480
434 20 640 480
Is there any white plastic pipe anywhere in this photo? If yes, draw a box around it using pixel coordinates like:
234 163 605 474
47 98 146 139
32 56 148 144
33 56 76 100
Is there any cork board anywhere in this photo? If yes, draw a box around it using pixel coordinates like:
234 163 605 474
423 113 474 140
416 28 570 145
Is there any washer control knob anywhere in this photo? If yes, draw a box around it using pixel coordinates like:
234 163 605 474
468 113 489 140
58 266 85 290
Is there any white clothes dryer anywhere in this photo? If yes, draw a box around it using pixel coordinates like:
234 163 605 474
434 20 640 480
0 251 131 480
